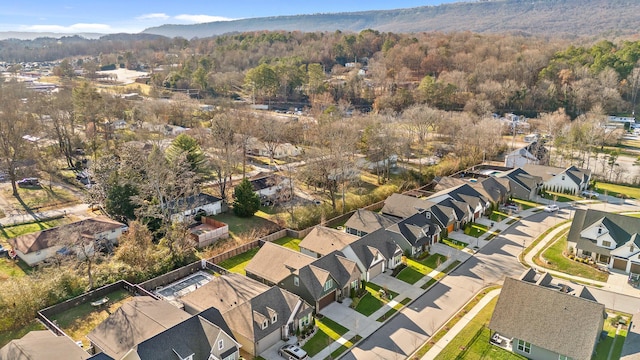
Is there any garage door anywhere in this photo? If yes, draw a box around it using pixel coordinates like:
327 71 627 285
368 261 384 280
631 263 640 274
318 291 335 310
447 224 455 233
613 257 627 271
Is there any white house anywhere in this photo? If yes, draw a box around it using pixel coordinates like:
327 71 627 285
249 173 292 205
504 141 549 168
168 193 224 223
523 164 591 195
10 217 127 266
246 137 302 159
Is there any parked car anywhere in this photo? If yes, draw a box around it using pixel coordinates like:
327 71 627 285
0 244 7 257
581 190 599 198
501 204 519 213
544 204 559 213
279 344 308 360
17 177 40 187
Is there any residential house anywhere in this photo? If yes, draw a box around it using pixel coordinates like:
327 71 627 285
168 193 223 223
496 167 543 201
246 137 302 159
9 216 127 266
344 209 398 237
249 173 292 205
180 273 313 357
87 297 193 359
342 228 404 281
504 140 549 167
381 193 437 220
568 209 640 274
426 183 490 220
299 226 359 258
245 242 358 312
0 330 90 360
489 277 605 360
385 212 442 257
523 164 591 195
120 308 241 360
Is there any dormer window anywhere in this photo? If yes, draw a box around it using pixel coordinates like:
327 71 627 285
598 227 602 234
602 241 611 248
425 212 431 219
262 320 268 329
294 276 299 286
324 279 333 291
561 175 565 180
631 245 635 252
271 313 278 323
218 339 224 350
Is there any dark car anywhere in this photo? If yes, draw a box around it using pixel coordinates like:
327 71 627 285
17 177 40 187
0 244 7 257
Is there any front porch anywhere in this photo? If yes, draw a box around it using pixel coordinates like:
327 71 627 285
490 332 513 352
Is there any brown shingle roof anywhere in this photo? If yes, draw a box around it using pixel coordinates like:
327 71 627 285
0 330 90 360
489 278 604 360
299 226 359 256
10 216 126 254
245 242 315 284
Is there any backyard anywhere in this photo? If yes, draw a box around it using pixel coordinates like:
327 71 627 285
216 236 301 275
595 182 640 199
434 297 526 360
211 212 280 239
536 233 609 282
353 282 399 316
593 313 629 360
48 289 132 348
396 253 448 285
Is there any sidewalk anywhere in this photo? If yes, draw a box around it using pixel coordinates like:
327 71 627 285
421 289 501 360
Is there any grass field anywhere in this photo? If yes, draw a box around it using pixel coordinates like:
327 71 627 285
546 191 582 202
49 289 132 348
272 236 301 251
376 297 412 322
512 198 540 210
596 182 640 199
536 234 609 282
434 297 526 360
0 321 46 348
0 217 68 240
2 185 79 212
211 212 280 238
397 254 448 284
302 317 349 357
217 247 260 275
593 316 628 360
354 282 398 317
464 223 489 238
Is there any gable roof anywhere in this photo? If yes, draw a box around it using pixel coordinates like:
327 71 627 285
249 174 282 191
130 315 238 360
387 212 440 247
180 273 311 343
568 209 640 255
381 193 436 219
497 167 541 193
299 226 360 256
347 228 402 267
0 330 90 360
489 278 604 360
245 242 315 284
344 209 398 235
11 216 126 254
522 164 590 187
508 140 549 162
166 192 222 214
474 176 509 203
309 251 361 288
87 297 192 359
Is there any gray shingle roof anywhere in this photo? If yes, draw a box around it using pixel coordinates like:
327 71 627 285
489 278 604 360
344 209 398 235
87 297 192 359
348 228 403 267
381 193 436 219
0 330 91 360
387 212 440 247
310 251 361 288
569 209 640 255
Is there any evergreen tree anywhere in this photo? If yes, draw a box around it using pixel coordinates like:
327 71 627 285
233 178 260 217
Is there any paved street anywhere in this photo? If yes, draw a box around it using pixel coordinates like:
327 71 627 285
344 200 640 360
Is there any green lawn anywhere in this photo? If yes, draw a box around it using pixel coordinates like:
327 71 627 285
435 297 526 360
354 282 398 317
545 191 582 202
537 234 609 282
397 254 448 284
443 238 468 250
326 335 362 360
0 321 46 348
217 247 260 275
0 257 32 280
49 289 131 347
596 182 640 199
593 318 627 360
376 297 412 322
302 317 349 357
0 217 67 240
512 198 539 210
489 211 510 222
465 223 489 238
272 236 301 251
2 185 79 211
211 213 279 238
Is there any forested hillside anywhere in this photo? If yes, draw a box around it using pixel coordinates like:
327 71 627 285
142 0 640 39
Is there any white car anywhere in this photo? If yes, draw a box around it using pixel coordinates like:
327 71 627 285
279 344 308 360
581 190 599 198
543 204 559 213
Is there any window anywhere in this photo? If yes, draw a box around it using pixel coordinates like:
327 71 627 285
517 339 531 354
294 276 299 286
262 320 268 329
425 212 431 219
559 355 569 360
562 175 565 180
351 279 359 290
603 241 611 247
598 227 602 234
324 279 333 291
218 339 224 350
222 354 236 360
272 313 278 323
583 250 592 256
631 246 636 252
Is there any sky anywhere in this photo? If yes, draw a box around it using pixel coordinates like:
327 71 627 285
0 0 461 34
